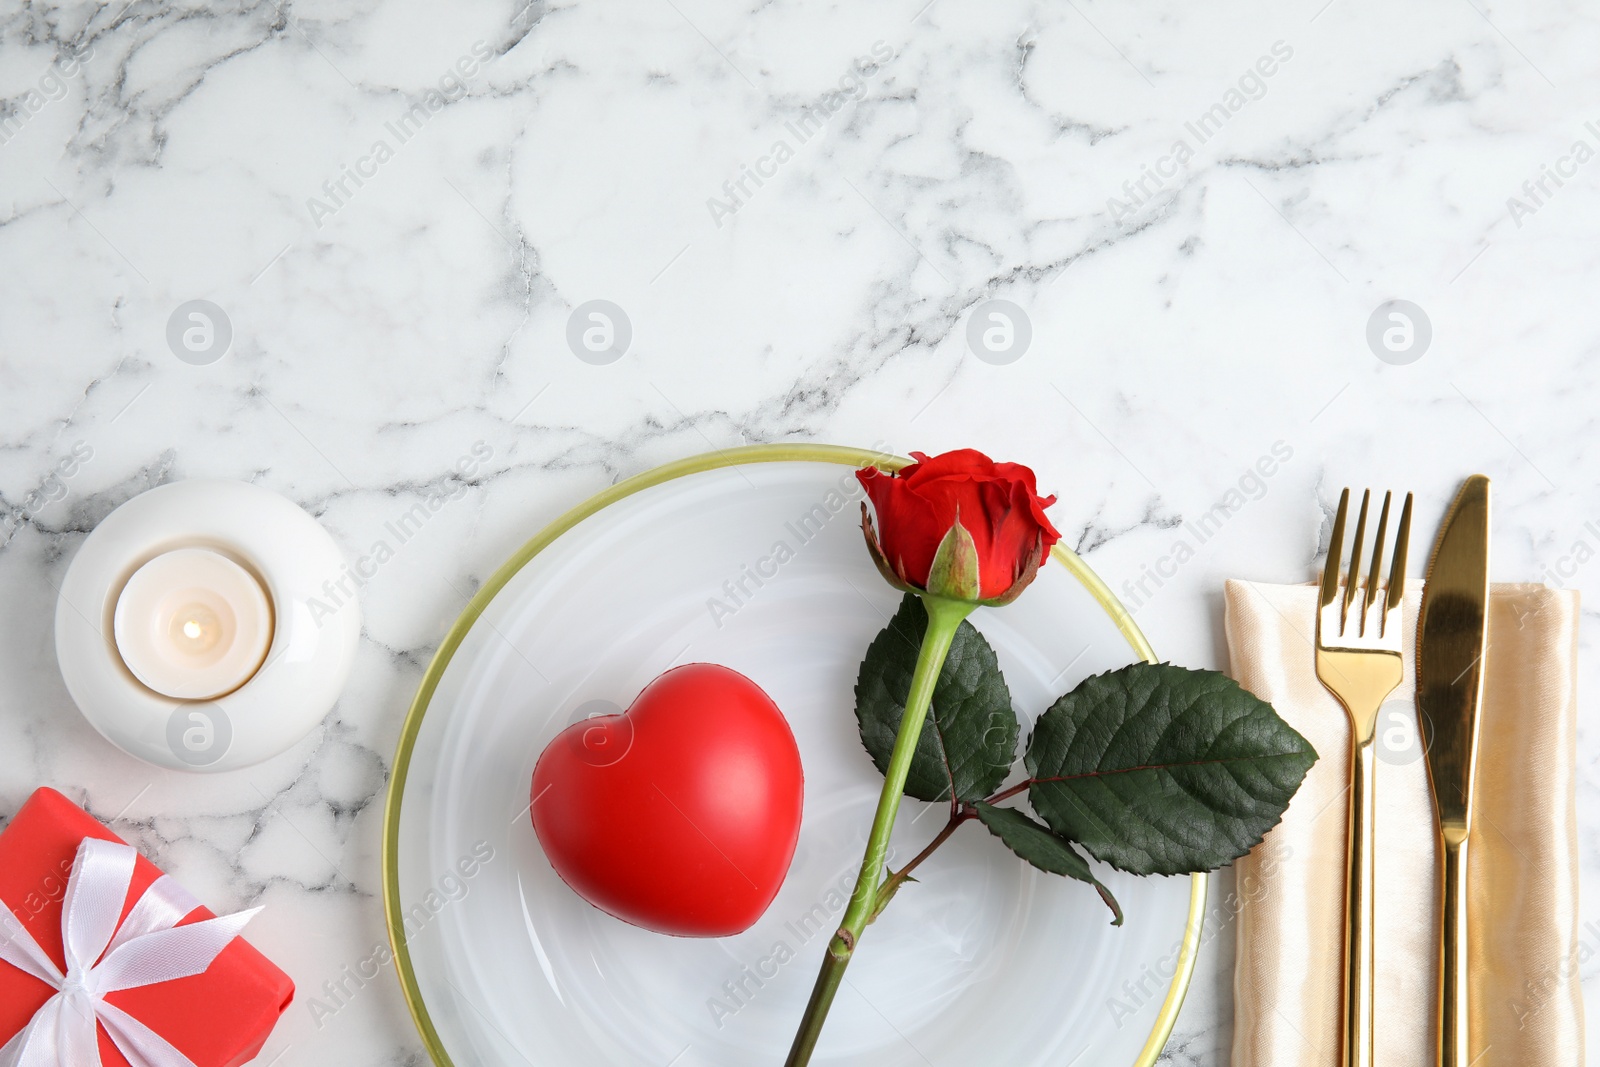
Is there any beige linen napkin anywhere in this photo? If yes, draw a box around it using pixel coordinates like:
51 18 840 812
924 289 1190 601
1225 580 1583 1067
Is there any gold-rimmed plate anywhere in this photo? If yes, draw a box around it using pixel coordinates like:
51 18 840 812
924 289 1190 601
383 443 1204 1066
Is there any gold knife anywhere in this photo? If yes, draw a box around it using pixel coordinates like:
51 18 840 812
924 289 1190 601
1417 475 1491 1067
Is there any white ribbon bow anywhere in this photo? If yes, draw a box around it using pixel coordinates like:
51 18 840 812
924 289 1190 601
0 838 260 1067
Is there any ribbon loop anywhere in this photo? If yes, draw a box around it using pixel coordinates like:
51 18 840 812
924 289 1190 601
60 840 135 981
105 877 200 957
0 838 259 1067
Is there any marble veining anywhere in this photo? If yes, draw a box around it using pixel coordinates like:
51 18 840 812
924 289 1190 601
3 0 1599 1063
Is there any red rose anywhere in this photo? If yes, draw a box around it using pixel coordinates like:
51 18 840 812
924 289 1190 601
856 449 1062 604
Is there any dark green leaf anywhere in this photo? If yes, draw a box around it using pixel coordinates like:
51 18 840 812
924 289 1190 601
855 593 1019 803
973 802 1122 925
1025 662 1316 876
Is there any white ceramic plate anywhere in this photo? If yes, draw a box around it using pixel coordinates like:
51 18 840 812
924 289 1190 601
384 446 1203 1067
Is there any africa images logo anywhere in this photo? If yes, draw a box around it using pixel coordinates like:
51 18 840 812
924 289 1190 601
704 42 895 228
304 41 495 228
1107 40 1294 225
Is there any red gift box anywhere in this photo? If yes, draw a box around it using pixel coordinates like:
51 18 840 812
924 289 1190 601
0 788 294 1067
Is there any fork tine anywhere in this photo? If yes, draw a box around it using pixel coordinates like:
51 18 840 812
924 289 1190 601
1314 488 1410 1067
1342 490 1371 630
1384 492 1413 620
1320 488 1350 613
1361 492 1392 635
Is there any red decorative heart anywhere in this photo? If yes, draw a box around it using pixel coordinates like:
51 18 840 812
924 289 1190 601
530 663 805 937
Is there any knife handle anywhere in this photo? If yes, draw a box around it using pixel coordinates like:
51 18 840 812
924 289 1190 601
1342 731 1377 1067
1438 832 1471 1066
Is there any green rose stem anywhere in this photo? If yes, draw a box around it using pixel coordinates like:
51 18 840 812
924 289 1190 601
784 594 974 1067
870 804 975 912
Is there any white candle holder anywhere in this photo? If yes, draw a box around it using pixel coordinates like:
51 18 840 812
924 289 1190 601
54 479 361 772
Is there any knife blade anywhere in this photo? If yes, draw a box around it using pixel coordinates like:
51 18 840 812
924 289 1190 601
1417 473 1490 1067
1418 474 1491 836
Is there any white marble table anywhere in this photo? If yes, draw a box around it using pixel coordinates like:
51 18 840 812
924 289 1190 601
2 1 1596 1063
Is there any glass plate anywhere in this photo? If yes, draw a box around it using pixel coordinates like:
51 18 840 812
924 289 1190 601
383 444 1204 1067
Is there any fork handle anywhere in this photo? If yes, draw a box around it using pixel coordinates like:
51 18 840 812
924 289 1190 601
1437 832 1470 1067
1342 730 1377 1067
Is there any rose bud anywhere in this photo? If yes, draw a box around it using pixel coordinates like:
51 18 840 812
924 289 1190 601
855 449 1063 605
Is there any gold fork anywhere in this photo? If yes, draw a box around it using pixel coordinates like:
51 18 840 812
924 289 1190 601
1315 487 1413 1067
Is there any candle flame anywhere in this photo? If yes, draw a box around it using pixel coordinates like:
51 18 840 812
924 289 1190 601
170 604 223 655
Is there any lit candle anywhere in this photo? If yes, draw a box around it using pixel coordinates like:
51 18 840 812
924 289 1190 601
112 548 274 700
